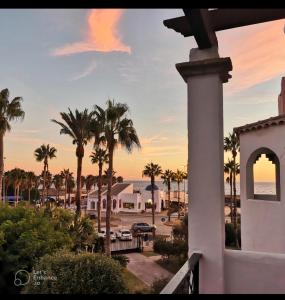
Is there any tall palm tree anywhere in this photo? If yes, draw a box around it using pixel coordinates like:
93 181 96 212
60 168 72 208
224 132 240 248
161 169 174 210
224 159 234 223
90 146 108 232
142 162 162 233
93 100 141 256
172 169 187 219
52 108 94 218
26 171 37 202
0 89 25 201
34 144 57 204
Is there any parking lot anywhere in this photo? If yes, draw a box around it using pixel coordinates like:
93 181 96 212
113 212 173 237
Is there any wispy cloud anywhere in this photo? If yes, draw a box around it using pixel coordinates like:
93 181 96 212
70 60 97 81
159 115 176 124
223 20 285 94
51 9 131 56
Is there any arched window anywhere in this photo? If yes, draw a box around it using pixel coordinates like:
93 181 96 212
91 201 95 209
103 199 106 209
246 147 280 201
113 199 117 210
119 199 122 208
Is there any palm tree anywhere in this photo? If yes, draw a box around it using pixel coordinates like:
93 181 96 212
224 132 240 248
85 174 96 194
0 89 25 201
117 176 123 183
60 168 72 208
52 108 95 218
142 162 162 233
90 146 108 232
172 169 187 219
93 100 141 256
67 173 75 207
26 171 37 202
9 168 25 205
161 169 174 211
53 174 64 202
34 144 57 204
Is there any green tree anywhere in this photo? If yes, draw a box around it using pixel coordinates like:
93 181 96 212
90 146 108 232
52 109 94 218
224 132 240 248
93 100 141 256
142 162 162 234
0 89 25 201
34 144 57 204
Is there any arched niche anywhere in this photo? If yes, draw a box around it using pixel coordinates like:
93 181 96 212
246 147 280 201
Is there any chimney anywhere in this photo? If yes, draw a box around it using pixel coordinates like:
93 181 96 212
278 77 285 115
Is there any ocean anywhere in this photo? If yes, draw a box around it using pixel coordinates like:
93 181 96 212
124 180 276 195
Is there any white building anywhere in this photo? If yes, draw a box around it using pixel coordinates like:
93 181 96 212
87 183 163 215
161 9 285 294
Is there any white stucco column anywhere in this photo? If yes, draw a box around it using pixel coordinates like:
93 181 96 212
176 47 232 294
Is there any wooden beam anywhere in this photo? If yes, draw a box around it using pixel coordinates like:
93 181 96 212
164 9 285 40
183 9 218 49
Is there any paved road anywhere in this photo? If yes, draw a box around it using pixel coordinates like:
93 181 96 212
114 213 173 236
126 253 173 286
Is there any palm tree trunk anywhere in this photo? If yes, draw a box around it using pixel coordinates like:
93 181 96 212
230 172 233 223
177 182 180 219
168 181 171 209
97 163 103 232
28 188 31 203
42 162 47 205
151 176 156 239
233 156 240 248
0 133 4 202
64 179 67 209
76 155 83 218
106 146 114 257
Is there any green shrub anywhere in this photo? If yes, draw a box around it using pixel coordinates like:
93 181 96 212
112 254 130 268
0 204 73 294
23 251 128 294
0 204 101 294
151 277 170 294
153 237 175 259
225 223 241 247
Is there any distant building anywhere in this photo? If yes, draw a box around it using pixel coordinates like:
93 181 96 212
87 183 163 215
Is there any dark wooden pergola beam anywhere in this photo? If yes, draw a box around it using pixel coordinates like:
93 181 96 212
164 9 285 49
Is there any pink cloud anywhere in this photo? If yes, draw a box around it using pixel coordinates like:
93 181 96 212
220 20 285 93
52 9 131 56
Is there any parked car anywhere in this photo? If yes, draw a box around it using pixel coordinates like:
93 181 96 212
116 229 133 241
98 229 116 242
170 211 185 219
131 223 155 234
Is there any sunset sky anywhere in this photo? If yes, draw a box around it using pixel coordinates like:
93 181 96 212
0 9 284 181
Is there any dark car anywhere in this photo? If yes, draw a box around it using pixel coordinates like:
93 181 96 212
131 223 155 234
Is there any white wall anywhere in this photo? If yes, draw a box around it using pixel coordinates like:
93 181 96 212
224 249 285 293
240 125 285 253
120 193 141 212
